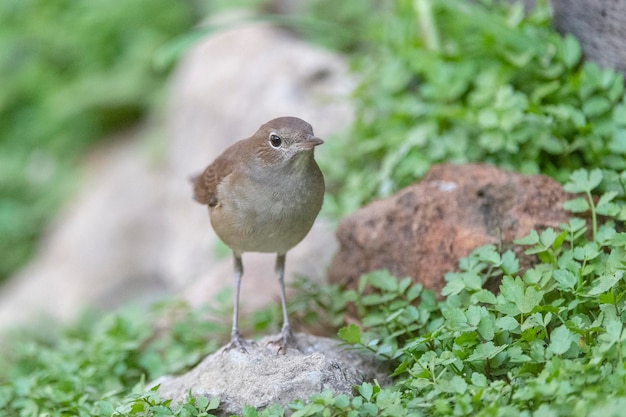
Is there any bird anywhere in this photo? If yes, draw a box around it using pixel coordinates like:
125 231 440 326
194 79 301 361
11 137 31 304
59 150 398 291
192 116 325 352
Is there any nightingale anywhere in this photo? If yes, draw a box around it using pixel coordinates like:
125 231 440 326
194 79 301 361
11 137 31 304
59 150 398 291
192 116 325 352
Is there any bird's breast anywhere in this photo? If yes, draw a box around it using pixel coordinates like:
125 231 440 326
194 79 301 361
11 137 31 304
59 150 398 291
208 161 324 254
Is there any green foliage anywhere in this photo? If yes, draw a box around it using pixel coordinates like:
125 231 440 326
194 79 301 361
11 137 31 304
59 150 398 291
106 387 221 417
323 0 626 215
0 0 195 281
3 1 626 415
320 175 626 416
298 1 383 52
0 302 222 416
2 170 626 416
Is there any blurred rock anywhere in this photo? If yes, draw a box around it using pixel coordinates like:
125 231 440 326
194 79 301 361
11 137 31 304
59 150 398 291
516 0 626 74
154 332 388 415
0 23 353 329
164 24 353 312
552 0 626 74
327 164 572 294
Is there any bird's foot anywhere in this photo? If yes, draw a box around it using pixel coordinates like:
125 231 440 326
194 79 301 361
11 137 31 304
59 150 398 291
266 324 297 354
222 331 256 353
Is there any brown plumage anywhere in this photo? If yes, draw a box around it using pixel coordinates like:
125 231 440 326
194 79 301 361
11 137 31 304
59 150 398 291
193 140 244 207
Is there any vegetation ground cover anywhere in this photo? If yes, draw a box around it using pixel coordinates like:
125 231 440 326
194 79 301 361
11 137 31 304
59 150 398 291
1 0 625 416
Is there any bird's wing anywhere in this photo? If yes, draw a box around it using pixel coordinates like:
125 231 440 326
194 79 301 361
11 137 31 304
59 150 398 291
192 140 244 206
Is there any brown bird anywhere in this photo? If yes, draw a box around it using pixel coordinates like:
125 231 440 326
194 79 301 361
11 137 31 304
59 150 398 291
193 116 325 352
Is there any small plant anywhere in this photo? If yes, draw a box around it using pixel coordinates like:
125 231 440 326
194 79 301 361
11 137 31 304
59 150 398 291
322 0 626 216
327 170 626 416
0 302 222 417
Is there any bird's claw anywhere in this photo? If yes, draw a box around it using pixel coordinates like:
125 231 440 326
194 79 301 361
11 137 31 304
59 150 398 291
266 325 297 354
222 331 256 353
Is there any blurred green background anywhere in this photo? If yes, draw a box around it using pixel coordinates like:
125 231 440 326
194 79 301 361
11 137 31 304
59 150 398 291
2 0 625 284
0 0 376 283
2 1 626 415
0 0 196 280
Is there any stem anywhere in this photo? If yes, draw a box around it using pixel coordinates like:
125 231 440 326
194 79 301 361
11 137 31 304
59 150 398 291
414 0 440 51
587 190 597 240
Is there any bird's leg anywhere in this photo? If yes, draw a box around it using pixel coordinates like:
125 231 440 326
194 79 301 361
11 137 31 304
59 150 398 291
223 253 253 352
267 253 296 353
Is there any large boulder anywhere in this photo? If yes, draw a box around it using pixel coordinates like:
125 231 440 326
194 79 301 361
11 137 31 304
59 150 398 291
154 333 388 416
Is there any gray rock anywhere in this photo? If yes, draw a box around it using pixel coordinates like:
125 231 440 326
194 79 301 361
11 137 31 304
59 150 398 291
154 333 389 416
552 0 626 74
516 0 626 74
0 23 353 329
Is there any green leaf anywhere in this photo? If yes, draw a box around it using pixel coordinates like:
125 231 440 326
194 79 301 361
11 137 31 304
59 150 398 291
610 233 626 247
516 286 543 314
573 242 601 261
466 305 483 327
207 396 220 411
475 245 501 265
241 405 259 417
597 191 618 207
553 269 577 290
587 271 623 296
507 345 531 363
334 394 350 408
359 382 374 401
597 318 624 352
501 250 519 275
561 34 581 68
467 342 507 361
442 278 465 296
442 307 470 331
496 316 519 331
471 372 487 387
563 169 603 193
609 128 626 153
500 276 524 305
613 104 626 126
514 230 539 245
561 217 587 237
449 375 468 394
94 401 115 415
338 324 361 344
406 283 424 301
596 192 621 216
548 325 575 355
539 228 557 247
563 197 590 213
500 276 542 314
463 272 483 290
367 271 398 292
471 289 498 305
478 313 495 341
582 96 611 117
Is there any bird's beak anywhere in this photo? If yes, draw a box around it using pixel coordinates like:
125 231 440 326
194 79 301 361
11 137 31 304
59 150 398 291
303 136 324 149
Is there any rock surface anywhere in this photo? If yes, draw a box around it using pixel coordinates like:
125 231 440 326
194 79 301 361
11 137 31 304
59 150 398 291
0 23 353 329
328 164 572 294
155 333 388 416
517 0 626 74
552 0 626 74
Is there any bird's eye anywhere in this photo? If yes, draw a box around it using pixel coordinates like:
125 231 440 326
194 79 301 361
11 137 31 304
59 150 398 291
269 134 282 148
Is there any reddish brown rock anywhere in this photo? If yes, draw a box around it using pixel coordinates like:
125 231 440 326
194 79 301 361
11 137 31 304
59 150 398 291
327 164 572 294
